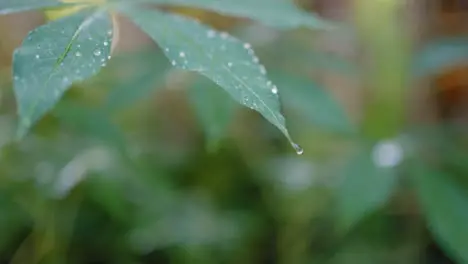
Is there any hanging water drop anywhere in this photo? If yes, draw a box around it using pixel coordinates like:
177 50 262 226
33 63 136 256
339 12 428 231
292 143 304 155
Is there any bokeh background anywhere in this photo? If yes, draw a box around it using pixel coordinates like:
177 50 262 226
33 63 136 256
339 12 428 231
1 0 468 263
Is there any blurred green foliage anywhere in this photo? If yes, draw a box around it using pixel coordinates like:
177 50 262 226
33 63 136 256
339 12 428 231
1 1 468 264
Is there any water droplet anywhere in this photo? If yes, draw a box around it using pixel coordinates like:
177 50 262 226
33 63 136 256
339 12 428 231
271 86 278 94
93 49 101 56
171 60 176 66
227 62 233 67
260 65 267 75
179 52 185 58
14 75 19 81
75 51 82 57
103 41 109 46
292 143 304 155
253 56 259 63
207 30 216 38
243 43 251 49
77 44 81 48
220 32 229 39
35 54 40 59
107 30 112 36
164 47 169 52
107 55 111 60
62 77 69 84
266 81 272 87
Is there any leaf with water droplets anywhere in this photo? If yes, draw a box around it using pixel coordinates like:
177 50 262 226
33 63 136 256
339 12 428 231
0 0 73 14
120 0 331 30
13 9 113 138
123 7 299 150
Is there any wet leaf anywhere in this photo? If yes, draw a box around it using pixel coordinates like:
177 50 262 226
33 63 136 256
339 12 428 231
13 9 113 138
0 0 71 14
122 7 300 152
121 0 331 30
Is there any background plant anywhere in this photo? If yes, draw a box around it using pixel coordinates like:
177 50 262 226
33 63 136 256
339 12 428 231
0 0 467 263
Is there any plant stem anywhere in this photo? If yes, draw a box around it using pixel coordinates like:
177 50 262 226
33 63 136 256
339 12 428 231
354 0 411 140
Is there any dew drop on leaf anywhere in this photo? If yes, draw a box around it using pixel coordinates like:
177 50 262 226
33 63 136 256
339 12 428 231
93 49 101 56
75 51 82 57
207 30 216 38
292 143 304 155
271 86 278 94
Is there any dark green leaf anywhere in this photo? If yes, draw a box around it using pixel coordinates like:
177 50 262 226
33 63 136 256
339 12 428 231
13 9 113 138
337 147 397 231
413 37 468 78
122 7 301 152
119 0 331 30
0 0 73 15
413 162 468 264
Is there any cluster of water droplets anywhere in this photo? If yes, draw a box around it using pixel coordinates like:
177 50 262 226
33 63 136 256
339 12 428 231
160 22 302 154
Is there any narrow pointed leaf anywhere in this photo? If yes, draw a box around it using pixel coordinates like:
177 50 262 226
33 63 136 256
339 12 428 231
413 37 468 78
119 0 331 30
337 147 397 231
123 7 299 150
413 163 468 264
0 0 75 15
13 9 113 138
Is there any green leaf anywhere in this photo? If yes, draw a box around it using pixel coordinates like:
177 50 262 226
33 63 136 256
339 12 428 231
122 7 301 152
13 9 113 138
0 0 73 14
120 0 331 30
337 146 397 231
412 37 468 78
270 71 354 134
413 163 468 264
188 76 236 149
